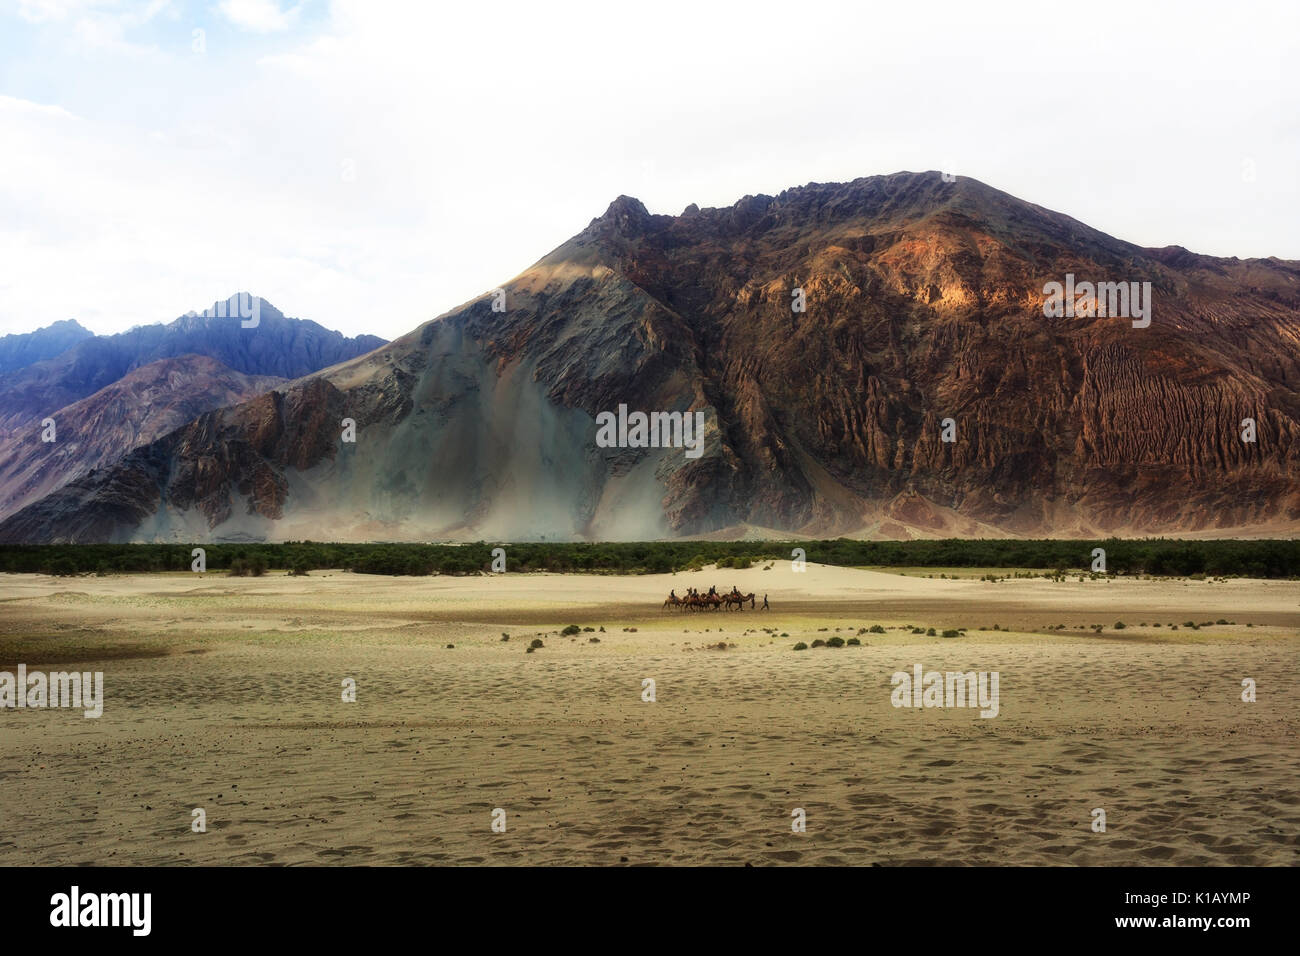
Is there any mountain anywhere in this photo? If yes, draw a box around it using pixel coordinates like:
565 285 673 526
2 172 1298 544
0 297 386 437
0 319 94 374
0 355 287 523
0 298 385 527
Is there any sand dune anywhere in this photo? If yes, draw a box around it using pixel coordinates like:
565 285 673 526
0 565 1296 865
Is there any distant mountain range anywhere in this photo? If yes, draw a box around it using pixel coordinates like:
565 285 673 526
0 300 385 527
1 173 1297 543
0 319 94 374
0 298 386 436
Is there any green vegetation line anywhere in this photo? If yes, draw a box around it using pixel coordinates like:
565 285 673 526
0 538 1296 578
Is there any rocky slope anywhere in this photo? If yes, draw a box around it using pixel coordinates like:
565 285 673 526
0 355 286 522
2 172 1298 543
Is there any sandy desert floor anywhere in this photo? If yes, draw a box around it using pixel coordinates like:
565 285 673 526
0 563 1296 866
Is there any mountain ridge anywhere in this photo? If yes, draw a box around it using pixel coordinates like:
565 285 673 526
0 318 94 374
3 172 1297 544
0 296 387 438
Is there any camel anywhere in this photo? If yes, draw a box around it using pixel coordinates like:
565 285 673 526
683 592 722 611
724 591 755 610
663 588 748 611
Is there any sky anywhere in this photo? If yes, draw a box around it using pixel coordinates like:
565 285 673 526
1 0 1297 341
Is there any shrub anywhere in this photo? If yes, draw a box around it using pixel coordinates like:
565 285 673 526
530 638 544 649
1114 621 1126 629
926 628 936 636
793 642 808 651
827 636 845 648
560 624 581 636
46 557 79 576
12 539 1295 579
941 629 960 638
811 639 826 648
868 625 885 634
846 637 860 645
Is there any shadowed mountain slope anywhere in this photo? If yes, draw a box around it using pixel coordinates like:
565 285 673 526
0 318 94 374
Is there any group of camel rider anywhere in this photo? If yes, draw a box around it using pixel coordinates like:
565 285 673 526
666 586 770 610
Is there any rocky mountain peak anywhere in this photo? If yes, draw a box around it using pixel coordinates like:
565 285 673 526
589 195 655 236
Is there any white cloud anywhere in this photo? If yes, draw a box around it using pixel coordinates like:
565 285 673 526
218 0 301 33
13 0 80 22
0 0 1297 341
0 93 76 119
9 0 170 54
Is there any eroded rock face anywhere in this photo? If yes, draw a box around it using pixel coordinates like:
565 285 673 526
3 172 1298 543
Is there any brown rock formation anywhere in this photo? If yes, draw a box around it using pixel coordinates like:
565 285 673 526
3 171 1298 543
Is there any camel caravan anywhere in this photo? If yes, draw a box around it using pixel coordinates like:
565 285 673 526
662 586 770 611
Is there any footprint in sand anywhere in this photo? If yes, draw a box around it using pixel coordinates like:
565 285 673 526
765 849 803 862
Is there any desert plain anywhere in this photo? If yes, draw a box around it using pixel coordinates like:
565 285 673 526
0 563 1296 866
